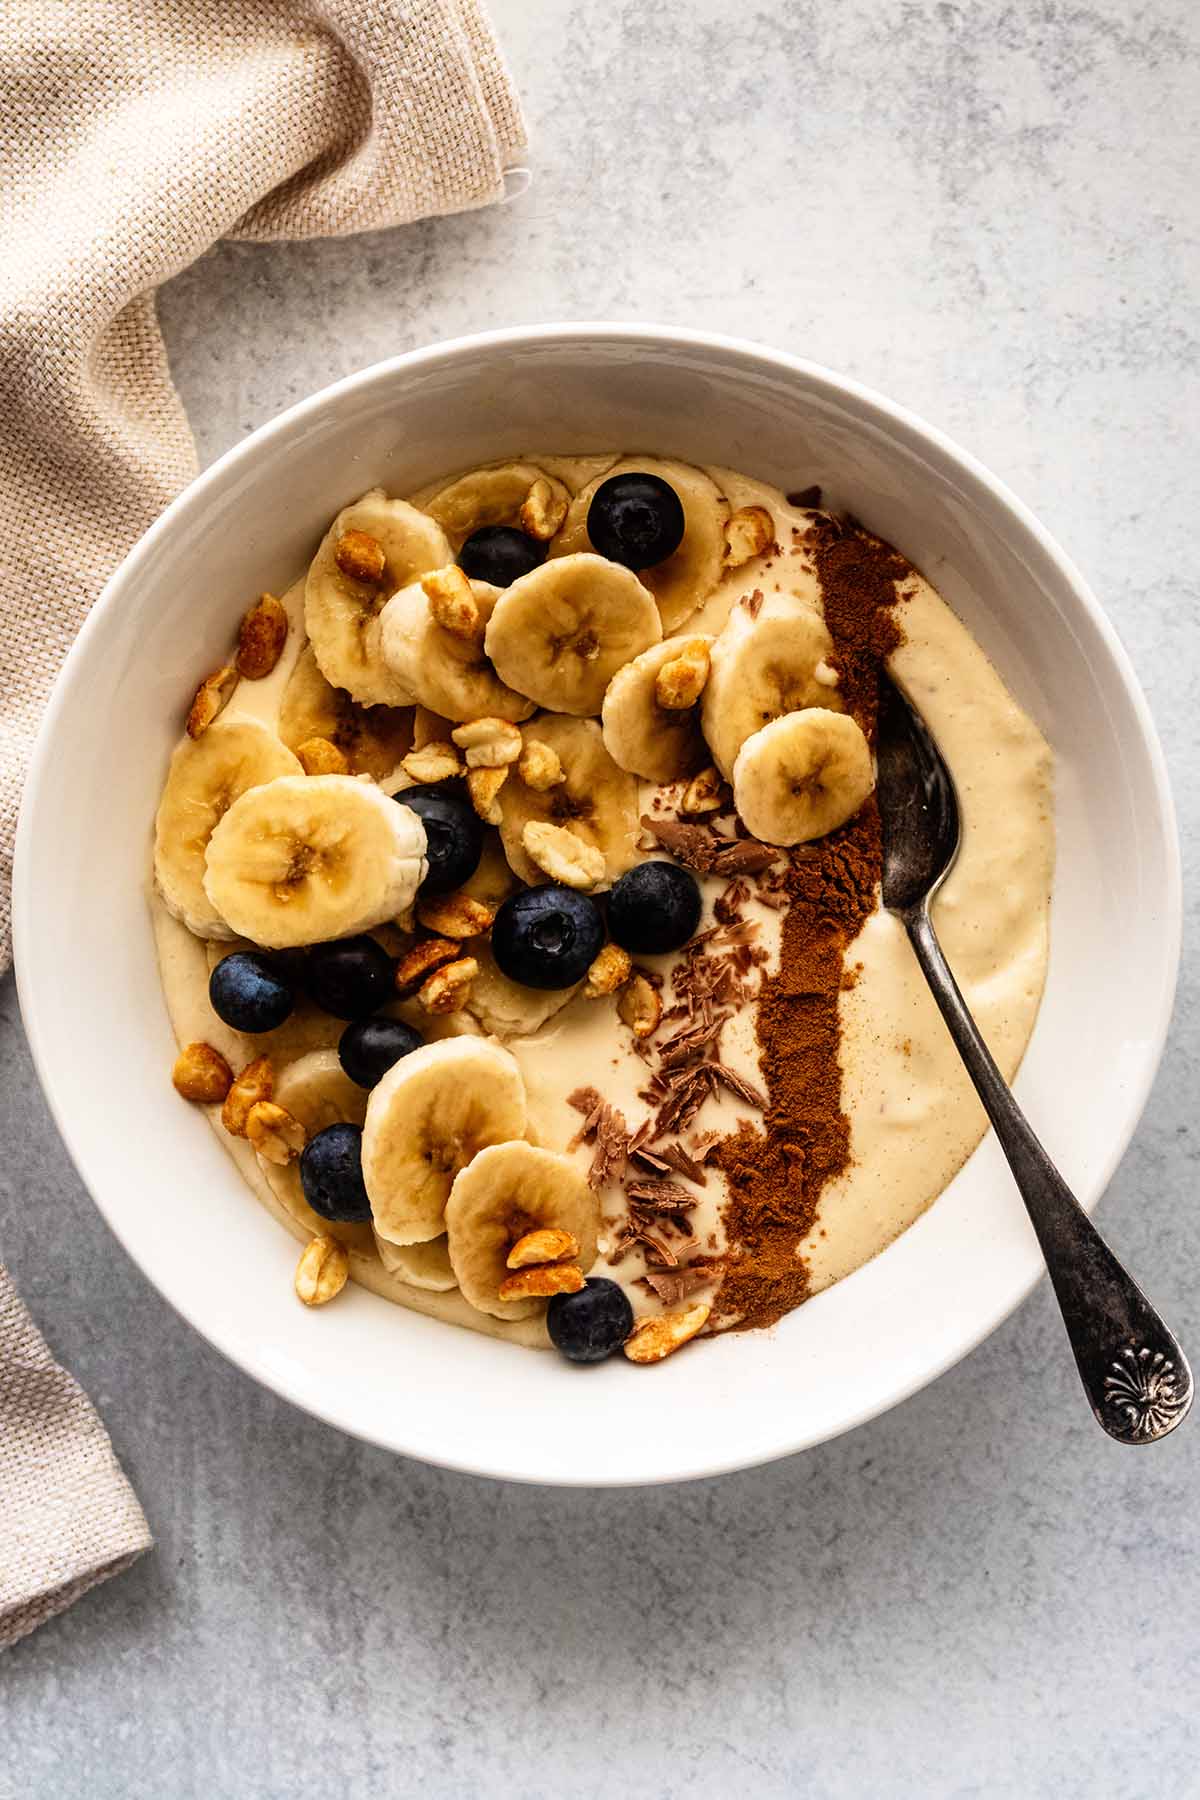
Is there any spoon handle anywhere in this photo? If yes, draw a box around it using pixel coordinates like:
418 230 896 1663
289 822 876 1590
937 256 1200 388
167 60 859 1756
904 902 1192 1443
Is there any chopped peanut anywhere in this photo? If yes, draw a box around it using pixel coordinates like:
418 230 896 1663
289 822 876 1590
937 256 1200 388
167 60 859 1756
421 566 482 642
394 937 459 996
296 736 350 776
185 666 237 739
466 766 507 824
584 943 633 998
522 821 605 891
402 741 464 784
172 1042 234 1104
451 717 523 768
220 1055 275 1138
517 738 565 791
723 505 774 568
245 1101 306 1164
295 1235 349 1307
679 766 724 815
334 529 386 583
235 592 289 680
519 477 569 540
617 973 662 1040
623 1300 712 1363
498 1263 585 1301
506 1227 580 1269
418 956 478 1014
654 640 710 710
416 892 495 939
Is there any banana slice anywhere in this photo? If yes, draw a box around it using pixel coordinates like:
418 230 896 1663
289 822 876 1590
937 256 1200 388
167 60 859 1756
732 708 875 845
363 1036 527 1245
306 489 451 707
278 644 413 781
551 457 730 631
466 941 582 1039
380 577 535 723
154 719 303 938
422 462 571 551
445 1142 599 1321
259 1050 376 1255
497 714 639 888
203 775 427 947
484 554 661 716
702 597 842 778
374 1232 458 1291
601 635 714 782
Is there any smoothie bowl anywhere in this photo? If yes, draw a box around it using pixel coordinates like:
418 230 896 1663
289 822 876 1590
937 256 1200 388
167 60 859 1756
13 326 1179 1484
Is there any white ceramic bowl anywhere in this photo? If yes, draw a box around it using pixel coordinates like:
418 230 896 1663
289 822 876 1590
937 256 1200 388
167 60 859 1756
14 325 1180 1485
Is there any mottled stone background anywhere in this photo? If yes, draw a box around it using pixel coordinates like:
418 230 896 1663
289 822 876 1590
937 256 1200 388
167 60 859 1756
2 2 1197 1794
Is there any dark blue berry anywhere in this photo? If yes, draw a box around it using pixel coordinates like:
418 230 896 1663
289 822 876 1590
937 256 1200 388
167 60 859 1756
458 525 546 585
547 1278 634 1363
399 784 483 894
338 1016 423 1088
587 472 685 571
306 935 393 1020
299 1123 372 1223
607 860 702 956
491 885 604 990
208 952 294 1034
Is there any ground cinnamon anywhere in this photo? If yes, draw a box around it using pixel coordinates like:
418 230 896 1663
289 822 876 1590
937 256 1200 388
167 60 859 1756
713 519 906 1332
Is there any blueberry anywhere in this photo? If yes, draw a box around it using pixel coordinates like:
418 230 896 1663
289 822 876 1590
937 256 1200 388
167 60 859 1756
458 525 546 586
547 1278 634 1364
607 860 702 956
299 1123 372 1223
398 784 483 894
587 472 685 571
208 952 294 1033
338 1016 423 1089
491 885 605 990
306 935 394 1020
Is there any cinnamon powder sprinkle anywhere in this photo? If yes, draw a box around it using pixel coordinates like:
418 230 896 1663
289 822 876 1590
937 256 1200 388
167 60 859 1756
713 519 905 1333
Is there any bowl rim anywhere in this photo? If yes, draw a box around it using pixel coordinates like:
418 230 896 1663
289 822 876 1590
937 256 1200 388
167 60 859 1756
13 322 1182 1483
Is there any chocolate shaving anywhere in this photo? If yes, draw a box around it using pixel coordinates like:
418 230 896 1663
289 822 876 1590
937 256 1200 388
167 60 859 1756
709 1064 768 1109
640 1265 718 1306
567 1086 603 1118
786 484 822 508
740 587 764 618
709 838 779 876
714 877 751 924
657 1141 708 1185
626 1180 699 1212
631 1144 673 1174
689 1130 722 1163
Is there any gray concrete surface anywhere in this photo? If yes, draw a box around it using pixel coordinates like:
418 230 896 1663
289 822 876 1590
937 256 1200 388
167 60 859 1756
2 1 1198 1794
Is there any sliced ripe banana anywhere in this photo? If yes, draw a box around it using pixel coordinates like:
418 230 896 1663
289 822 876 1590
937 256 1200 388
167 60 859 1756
445 1142 600 1321
497 714 639 888
732 708 875 845
306 489 451 707
484 553 661 716
466 941 582 1039
259 1050 375 1255
380 576 535 723
422 461 571 551
702 597 843 778
278 643 413 781
362 1036 527 1245
373 1232 458 1291
203 775 427 947
601 635 714 782
551 457 730 631
154 718 303 938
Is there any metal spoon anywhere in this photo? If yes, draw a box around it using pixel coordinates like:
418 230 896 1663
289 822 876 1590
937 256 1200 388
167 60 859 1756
876 674 1191 1443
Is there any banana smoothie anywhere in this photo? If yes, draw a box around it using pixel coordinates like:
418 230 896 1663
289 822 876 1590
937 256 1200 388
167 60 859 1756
153 453 1053 1365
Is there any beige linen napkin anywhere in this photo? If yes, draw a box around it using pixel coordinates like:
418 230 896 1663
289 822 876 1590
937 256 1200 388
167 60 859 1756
0 0 524 1647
